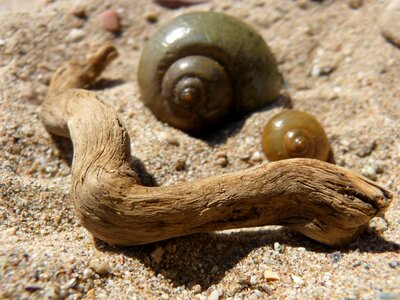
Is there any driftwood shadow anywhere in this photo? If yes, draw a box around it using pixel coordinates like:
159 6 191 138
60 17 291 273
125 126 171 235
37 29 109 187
49 135 157 186
93 225 399 290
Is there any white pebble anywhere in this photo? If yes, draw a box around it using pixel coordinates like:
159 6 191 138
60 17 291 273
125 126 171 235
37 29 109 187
274 242 282 253
67 28 86 42
291 274 305 285
207 289 223 300
89 260 110 275
250 151 263 162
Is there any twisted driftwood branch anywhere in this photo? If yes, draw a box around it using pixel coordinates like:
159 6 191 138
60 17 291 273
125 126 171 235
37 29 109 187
40 45 392 247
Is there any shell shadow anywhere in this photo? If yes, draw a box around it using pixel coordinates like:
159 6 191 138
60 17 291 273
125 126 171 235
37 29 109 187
199 94 293 147
93 225 398 290
91 78 125 90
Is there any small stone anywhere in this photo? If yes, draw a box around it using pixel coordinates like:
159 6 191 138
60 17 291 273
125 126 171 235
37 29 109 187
216 157 228 167
250 151 263 162
89 260 110 275
71 2 86 18
207 289 223 300
145 12 159 24
273 242 282 253
65 277 77 289
67 28 86 42
86 289 96 299
153 0 209 9
192 284 202 294
166 136 179 146
388 261 399 268
43 286 59 299
251 289 263 299
361 164 379 180
263 269 280 281
380 0 400 48
150 246 164 264
356 141 376 157
369 217 388 232
352 261 362 268
250 275 258 285
291 274 305 285
331 251 342 263
3 227 17 236
25 285 42 292
297 0 310 9
347 0 363 9
98 9 120 33
211 265 219 274
82 268 94 279
174 159 186 171
0 39 5 47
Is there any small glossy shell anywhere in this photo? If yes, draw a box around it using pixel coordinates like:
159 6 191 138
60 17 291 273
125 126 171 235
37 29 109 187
262 110 330 161
138 11 282 134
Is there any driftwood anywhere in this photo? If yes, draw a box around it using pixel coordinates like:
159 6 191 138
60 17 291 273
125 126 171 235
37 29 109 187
40 45 392 247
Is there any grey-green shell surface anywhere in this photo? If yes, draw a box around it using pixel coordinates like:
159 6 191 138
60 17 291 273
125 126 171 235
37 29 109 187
138 11 282 134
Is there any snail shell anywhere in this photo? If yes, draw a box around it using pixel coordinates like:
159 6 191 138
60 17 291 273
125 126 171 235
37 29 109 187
138 11 282 134
262 110 330 161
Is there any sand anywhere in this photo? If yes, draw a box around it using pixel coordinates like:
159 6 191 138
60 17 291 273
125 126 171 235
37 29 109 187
0 0 399 299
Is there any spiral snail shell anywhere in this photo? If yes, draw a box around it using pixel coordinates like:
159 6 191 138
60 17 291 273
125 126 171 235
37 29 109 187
138 11 282 134
262 110 330 162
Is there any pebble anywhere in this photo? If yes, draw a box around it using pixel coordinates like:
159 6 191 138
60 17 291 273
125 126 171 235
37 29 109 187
65 277 78 289
166 136 179 146
67 28 86 42
216 157 228 167
251 290 263 299
388 261 399 268
86 289 96 299
380 0 400 48
369 217 388 232
153 0 209 9
71 2 86 18
250 275 258 285
331 251 342 263
3 227 17 236
310 64 336 77
263 269 280 281
145 12 159 24
250 151 263 162
207 288 223 300
355 140 376 157
82 268 94 279
273 242 282 253
347 0 363 9
150 246 164 264
89 260 110 275
291 274 305 285
174 159 186 171
361 163 381 180
98 9 120 33
43 286 59 299
0 39 5 47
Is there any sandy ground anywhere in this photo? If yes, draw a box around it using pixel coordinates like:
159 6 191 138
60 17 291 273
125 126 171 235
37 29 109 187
0 0 399 299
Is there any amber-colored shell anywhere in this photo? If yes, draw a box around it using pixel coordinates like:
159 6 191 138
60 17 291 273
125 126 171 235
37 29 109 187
262 110 330 162
138 11 282 134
